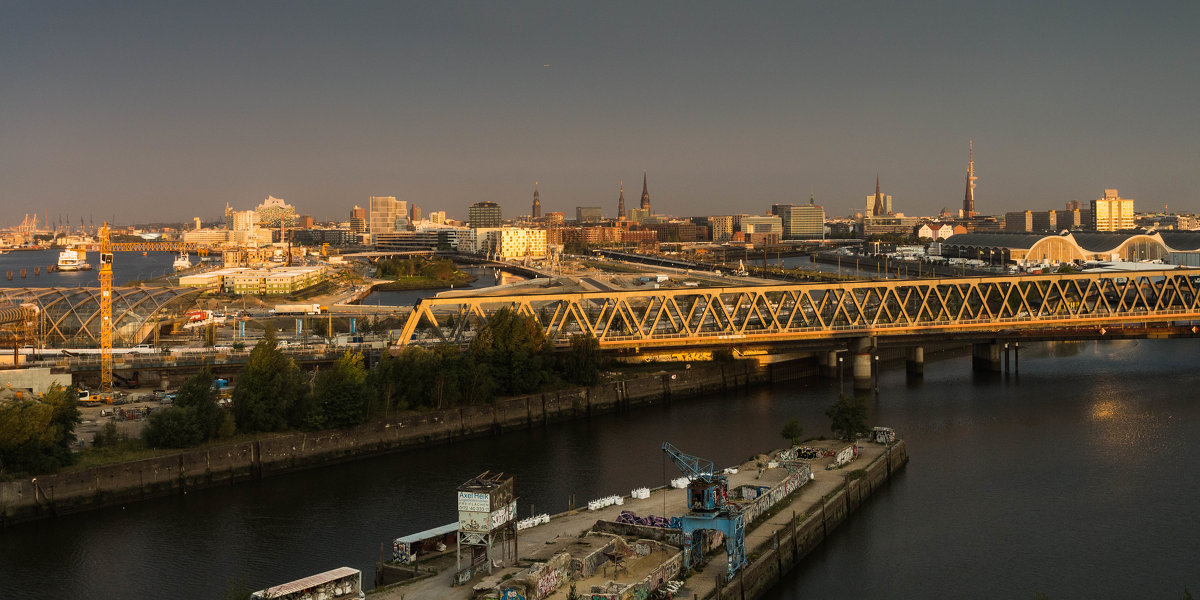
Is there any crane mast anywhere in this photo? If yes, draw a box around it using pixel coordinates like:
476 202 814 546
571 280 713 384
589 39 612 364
99 223 114 393
95 223 208 397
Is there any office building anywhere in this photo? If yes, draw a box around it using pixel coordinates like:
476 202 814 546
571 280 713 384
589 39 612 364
469 201 502 228
779 197 825 239
369 196 408 236
576 206 603 224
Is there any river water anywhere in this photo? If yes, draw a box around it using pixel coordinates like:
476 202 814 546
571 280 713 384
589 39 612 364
2 342 1197 598
0 249 186 289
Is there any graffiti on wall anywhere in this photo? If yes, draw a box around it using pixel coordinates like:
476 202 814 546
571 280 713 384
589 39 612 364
501 588 527 600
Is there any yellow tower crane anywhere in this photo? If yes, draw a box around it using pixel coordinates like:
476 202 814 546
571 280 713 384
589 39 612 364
97 223 208 394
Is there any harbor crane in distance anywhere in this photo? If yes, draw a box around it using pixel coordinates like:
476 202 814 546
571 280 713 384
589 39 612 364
96 223 208 395
661 441 747 580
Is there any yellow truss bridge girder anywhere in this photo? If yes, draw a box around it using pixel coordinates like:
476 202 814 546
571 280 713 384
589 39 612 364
396 269 1200 350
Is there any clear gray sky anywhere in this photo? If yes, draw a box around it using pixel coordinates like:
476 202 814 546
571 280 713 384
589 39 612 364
2 1 1198 224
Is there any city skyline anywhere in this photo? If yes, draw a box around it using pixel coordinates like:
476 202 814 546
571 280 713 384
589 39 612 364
3 2 1198 223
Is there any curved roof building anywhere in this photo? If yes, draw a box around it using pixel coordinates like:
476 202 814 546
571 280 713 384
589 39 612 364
0 287 200 347
940 231 1200 264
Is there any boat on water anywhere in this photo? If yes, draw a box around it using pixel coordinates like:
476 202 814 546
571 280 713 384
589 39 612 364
54 247 93 272
173 251 191 270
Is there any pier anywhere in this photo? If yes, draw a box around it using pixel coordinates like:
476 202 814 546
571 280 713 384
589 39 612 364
371 438 908 600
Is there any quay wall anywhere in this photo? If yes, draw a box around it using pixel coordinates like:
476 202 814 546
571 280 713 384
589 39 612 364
2 358 817 526
710 440 909 600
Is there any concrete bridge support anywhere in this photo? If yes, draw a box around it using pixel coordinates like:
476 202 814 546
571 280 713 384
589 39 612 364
819 350 839 379
852 338 875 390
906 346 924 377
972 342 1002 372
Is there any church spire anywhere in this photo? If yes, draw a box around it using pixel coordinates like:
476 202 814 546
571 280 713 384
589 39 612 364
640 170 651 212
617 181 626 220
532 181 541 219
873 175 884 216
963 140 978 219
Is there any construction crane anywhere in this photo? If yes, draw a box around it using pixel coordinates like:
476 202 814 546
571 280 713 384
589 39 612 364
661 441 747 580
96 223 208 394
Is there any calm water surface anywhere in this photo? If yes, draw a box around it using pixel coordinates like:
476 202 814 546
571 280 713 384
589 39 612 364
2 339 1197 598
0 249 184 288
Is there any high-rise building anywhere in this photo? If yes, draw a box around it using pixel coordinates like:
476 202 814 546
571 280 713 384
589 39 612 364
223 203 235 230
532 183 541 219
297 215 315 229
867 177 892 216
1091 189 1135 231
428 210 446 225
963 141 978 219
1066 200 1082 211
617 182 626 220
779 194 826 239
349 205 367 234
640 171 651 213
468 201 502 228
1005 211 1033 232
369 196 408 236
576 206 603 224
410 205 422 224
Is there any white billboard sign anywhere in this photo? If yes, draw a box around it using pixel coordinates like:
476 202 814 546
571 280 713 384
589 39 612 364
457 491 490 512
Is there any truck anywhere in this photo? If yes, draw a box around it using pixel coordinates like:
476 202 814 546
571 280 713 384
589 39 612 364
272 303 325 315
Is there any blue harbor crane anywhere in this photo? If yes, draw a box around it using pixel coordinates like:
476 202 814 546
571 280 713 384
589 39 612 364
661 442 747 580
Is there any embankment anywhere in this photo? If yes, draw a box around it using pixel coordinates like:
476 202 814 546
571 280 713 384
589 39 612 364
1 359 813 526
710 440 910 600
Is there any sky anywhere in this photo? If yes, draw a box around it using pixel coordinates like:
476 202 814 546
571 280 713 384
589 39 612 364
2 1 1198 224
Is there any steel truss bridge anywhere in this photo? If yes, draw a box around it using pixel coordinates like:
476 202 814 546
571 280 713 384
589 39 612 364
397 269 1200 351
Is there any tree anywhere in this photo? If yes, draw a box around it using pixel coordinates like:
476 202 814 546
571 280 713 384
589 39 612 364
0 385 80 475
781 419 803 446
825 394 869 441
310 351 368 429
232 331 309 433
92 421 123 448
470 307 549 395
175 367 223 441
563 334 601 386
143 407 204 448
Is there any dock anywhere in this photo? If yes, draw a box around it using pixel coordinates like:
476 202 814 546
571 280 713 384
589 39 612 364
371 437 908 600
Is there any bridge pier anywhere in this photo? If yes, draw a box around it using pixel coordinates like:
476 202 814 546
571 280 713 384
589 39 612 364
852 338 874 390
906 346 924 377
819 351 839 379
972 342 1002 373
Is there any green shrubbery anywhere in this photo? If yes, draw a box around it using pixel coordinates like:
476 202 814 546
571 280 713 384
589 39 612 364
0 385 81 476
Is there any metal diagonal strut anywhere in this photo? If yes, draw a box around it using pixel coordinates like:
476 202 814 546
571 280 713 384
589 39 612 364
395 270 1200 350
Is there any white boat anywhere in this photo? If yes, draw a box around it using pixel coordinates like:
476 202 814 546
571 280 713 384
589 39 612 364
173 251 192 270
55 248 92 271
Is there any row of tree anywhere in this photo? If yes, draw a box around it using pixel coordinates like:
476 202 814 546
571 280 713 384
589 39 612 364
143 308 603 448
